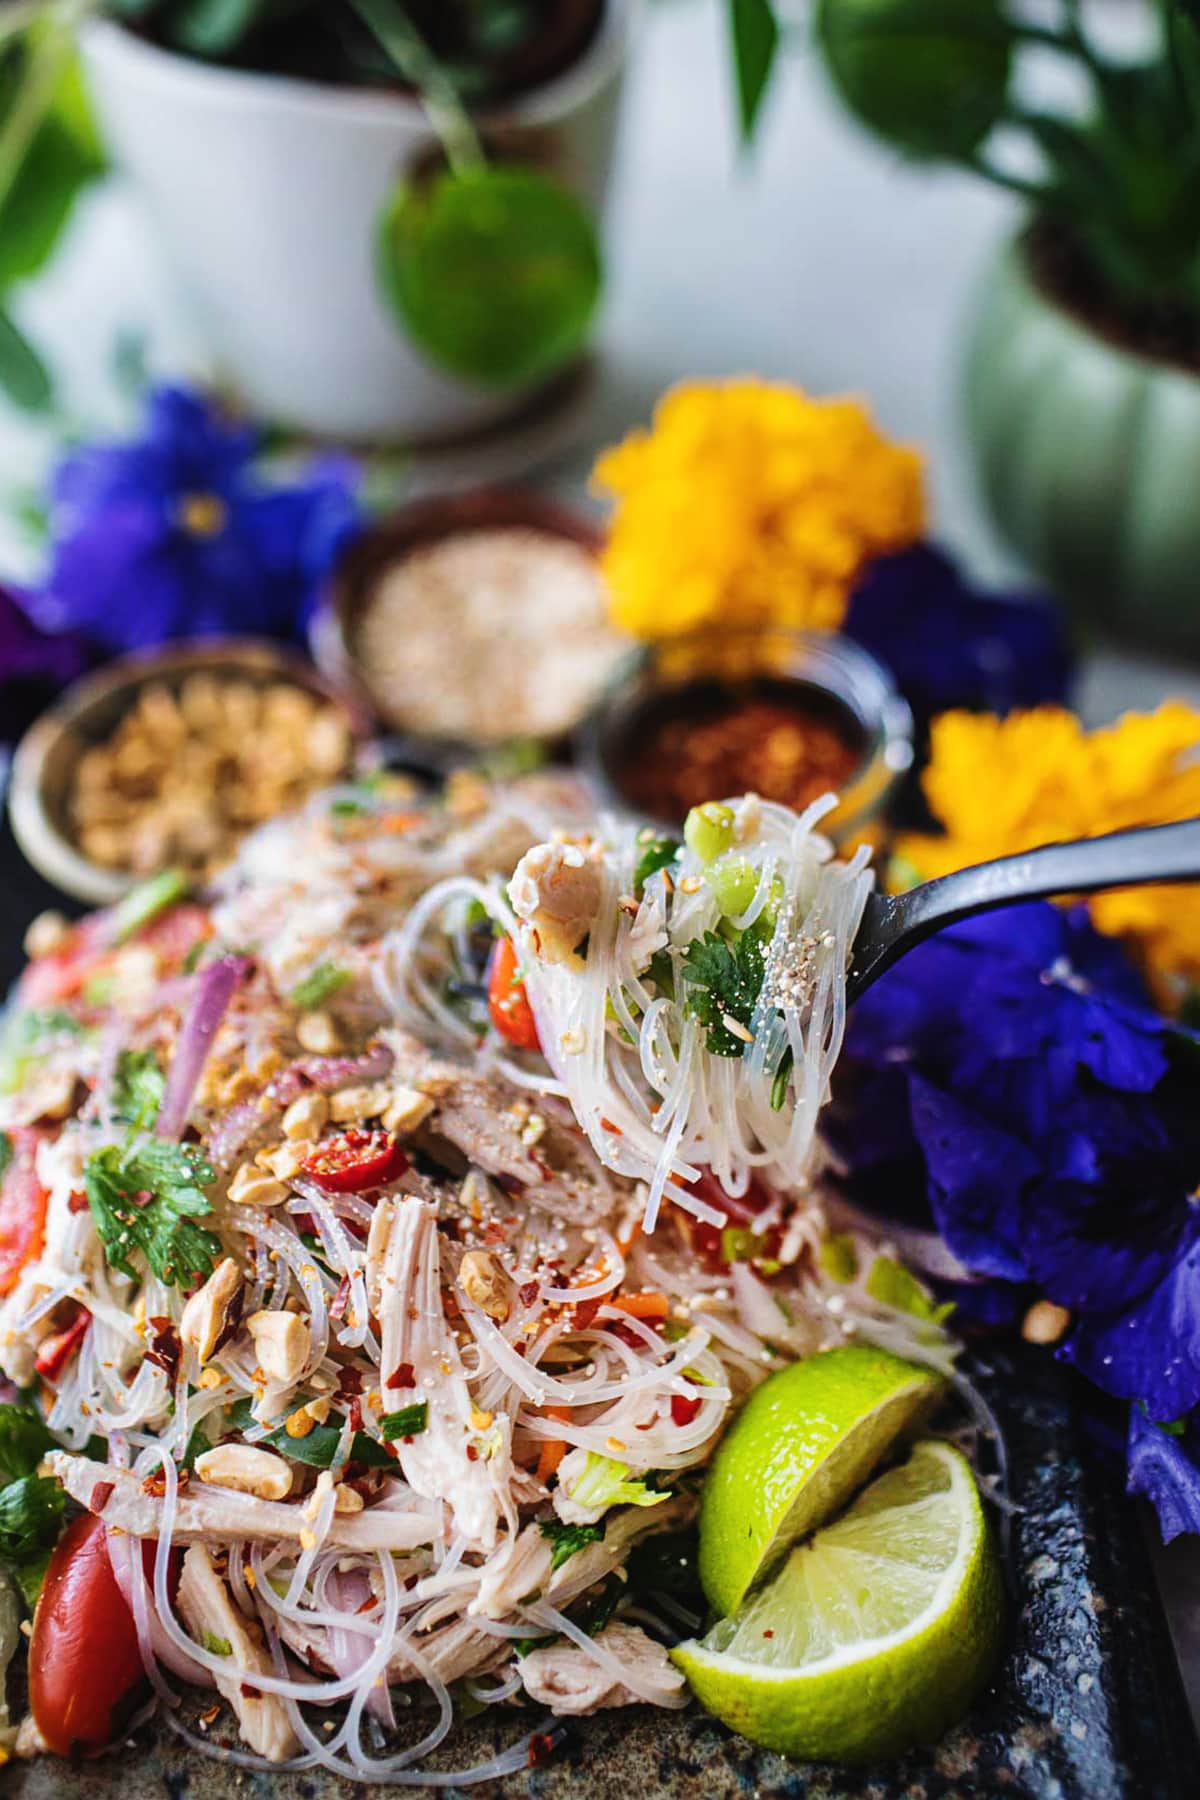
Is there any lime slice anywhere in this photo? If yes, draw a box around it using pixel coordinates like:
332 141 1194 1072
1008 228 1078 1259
699 1344 943 1615
674 1440 1003 1763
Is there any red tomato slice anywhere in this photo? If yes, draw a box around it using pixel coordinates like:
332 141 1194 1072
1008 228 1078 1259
679 1171 781 1271
18 915 111 1008
0 1127 50 1296
487 935 540 1051
29 1513 146 1756
302 1129 408 1193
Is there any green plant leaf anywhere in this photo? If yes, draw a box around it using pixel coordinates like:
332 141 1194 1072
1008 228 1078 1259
162 0 283 58
727 0 780 143
378 163 602 388
816 0 1012 161
0 304 50 412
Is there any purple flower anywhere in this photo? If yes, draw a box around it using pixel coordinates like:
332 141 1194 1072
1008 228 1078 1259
830 902 1200 1535
36 387 362 653
844 544 1073 729
0 585 94 744
1127 1408 1200 1544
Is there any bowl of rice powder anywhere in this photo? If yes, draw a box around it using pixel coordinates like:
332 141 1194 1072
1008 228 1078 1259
318 489 629 751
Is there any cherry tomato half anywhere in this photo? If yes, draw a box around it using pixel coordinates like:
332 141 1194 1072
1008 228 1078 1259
29 1513 146 1756
302 1128 409 1193
487 935 540 1052
0 1127 49 1297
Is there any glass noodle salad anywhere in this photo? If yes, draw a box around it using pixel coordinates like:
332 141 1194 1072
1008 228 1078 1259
0 774 954 1782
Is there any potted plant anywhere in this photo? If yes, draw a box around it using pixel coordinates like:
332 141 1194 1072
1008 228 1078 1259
733 0 1200 655
0 0 632 443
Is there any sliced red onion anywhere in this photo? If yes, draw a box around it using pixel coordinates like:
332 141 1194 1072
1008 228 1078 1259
296 1041 395 1092
326 1567 393 1727
156 956 248 1142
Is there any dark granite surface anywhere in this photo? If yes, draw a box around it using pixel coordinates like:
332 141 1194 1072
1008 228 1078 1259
1 796 1197 1798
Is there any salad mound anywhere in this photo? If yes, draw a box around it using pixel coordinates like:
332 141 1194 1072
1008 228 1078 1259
0 775 953 1779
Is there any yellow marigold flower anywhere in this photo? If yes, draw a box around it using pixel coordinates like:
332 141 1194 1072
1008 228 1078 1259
896 704 1200 1001
592 379 925 639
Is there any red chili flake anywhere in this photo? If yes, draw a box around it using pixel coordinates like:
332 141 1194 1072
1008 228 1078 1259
670 1394 703 1428
762 1629 774 1639
239 1684 262 1700
67 1188 89 1214
145 1316 182 1384
528 1732 558 1768
518 1281 539 1307
337 1366 365 1397
384 1361 415 1391
404 1573 420 1591
90 1481 115 1513
329 1275 352 1322
483 1220 506 1245
383 1440 400 1461
465 1444 479 1462
348 1397 364 1434
142 1467 190 1499
571 1298 601 1331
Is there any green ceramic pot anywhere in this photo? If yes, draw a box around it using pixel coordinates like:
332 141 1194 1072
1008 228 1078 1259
963 230 1200 653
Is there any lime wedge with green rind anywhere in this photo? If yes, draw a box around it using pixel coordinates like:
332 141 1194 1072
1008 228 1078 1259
674 1440 1004 1763
698 1344 944 1616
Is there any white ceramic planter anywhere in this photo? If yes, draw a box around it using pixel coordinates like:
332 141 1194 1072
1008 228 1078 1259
80 8 632 444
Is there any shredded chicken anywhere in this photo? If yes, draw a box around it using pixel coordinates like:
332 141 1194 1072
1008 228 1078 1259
48 1452 443 1553
177 1545 299 1762
387 1029 617 1223
518 1623 686 1714
509 840 603 966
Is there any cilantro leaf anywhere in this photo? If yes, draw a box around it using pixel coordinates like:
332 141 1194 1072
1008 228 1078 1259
0 1402 56 1483
0 1473 64 1562
680 929 766 1056
290 962 352 1011
633 834 680 897
85 1139 220 1287
539 1517 605 1570
111 1048 166 1131
381 1402 429 1441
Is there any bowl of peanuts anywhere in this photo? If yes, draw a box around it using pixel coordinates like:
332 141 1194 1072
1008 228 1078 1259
9 639 369 905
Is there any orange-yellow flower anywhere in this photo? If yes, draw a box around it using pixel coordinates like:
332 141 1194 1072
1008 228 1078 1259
592 379 925 640
897 704 1200 1001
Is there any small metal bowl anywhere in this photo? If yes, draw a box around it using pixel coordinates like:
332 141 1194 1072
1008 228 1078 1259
312 486 618 766
8 639 369 907
578 628 914 843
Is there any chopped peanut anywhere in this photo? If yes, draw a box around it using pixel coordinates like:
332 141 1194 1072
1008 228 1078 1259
380 1086 436 1136
282 1092 330 1140
180 1259 245 1364
195 1444 293 1501
229 1163 290 1209
329 1083 392 1124
247 1310 310 1384
297 1011 341 1055
459 1250 510 1322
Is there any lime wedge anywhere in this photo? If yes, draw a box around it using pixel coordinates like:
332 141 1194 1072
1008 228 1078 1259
699 1344 943 1615
674 1440 1003 1763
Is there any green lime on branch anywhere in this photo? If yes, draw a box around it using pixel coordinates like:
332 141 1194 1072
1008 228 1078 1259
698 1343 944 1615
673 1440 1004 1763
816 0 1013 161
377 162 603 388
